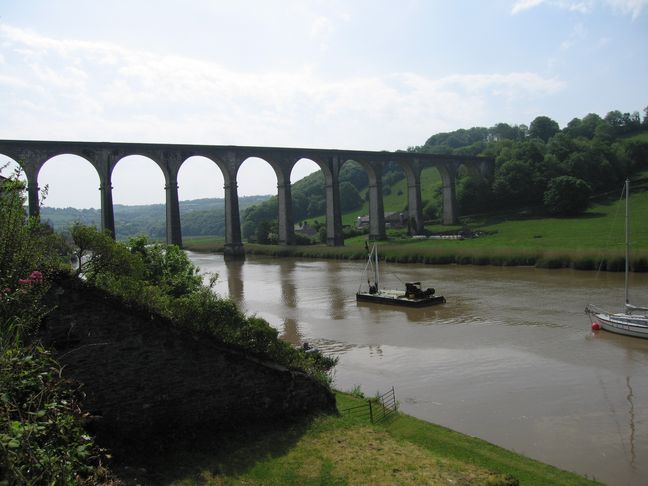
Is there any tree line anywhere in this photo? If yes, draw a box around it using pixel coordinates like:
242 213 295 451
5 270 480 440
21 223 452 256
412 108 648 217
243 106 648 243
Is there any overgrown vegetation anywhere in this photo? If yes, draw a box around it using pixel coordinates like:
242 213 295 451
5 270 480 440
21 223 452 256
1 168 335 483
0 171 114 484
66 226 337 383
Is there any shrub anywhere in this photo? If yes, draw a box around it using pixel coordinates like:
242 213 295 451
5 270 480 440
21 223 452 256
0 173 113 484
543 176 592 216
69 223 143 282
294 232 314 245
0 345 113 484
0 171 65 346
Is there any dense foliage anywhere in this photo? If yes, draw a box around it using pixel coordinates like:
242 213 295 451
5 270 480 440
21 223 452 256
66 226 337 382
0 345 114 484
415 109 648 217
1 171 113 484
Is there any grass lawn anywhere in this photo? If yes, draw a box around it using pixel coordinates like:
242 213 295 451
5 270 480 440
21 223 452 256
119 392 600 485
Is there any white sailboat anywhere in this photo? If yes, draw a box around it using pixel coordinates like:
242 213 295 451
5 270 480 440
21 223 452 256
585 179 648 338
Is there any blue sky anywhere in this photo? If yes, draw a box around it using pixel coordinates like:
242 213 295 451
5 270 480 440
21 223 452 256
1 0 646 208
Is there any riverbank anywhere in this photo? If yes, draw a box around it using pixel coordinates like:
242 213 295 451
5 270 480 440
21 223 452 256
116 391 600 485
184 183 648 271
183 237 648 272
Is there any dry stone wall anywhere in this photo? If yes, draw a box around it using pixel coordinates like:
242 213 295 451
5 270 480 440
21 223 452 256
38 277 336 444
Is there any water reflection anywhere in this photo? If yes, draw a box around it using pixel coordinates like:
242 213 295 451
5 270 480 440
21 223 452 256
279 260 297 308
225 258 244 302
280 317 301 345
326 262 347 320
356 300 453 323
626 376 636 470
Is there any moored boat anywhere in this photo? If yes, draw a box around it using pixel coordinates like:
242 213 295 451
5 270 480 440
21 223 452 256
585 305 648 338
356 243 446 307
585 179 648 339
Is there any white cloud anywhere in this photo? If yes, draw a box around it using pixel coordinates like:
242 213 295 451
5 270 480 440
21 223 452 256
0 20 566 183
512 0 547 14
511 0 647 16
606 0 648 18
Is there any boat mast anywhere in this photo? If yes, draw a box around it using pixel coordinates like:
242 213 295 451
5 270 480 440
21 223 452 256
375 244 379 289
625 178 630 305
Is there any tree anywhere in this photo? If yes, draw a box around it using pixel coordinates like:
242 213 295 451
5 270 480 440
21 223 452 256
564 113 603 139
543 176 591 216
493 160 536 204
339 181 363 211
490 122 524 141
69 223 141 281
529 116 560 142
128 236 203 297
255 220 272 244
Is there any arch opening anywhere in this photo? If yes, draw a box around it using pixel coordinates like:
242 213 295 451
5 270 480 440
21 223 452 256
419 165 445 227
111 155 166 240
237 157 277 244
339 159 370 225
177 156 226 241
455 162 490 217
291 158 325 243
36 154 100 233
380 161 409 234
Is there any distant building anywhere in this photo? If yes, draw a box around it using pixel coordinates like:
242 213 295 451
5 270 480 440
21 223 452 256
294 221 318 237
356 212 406 228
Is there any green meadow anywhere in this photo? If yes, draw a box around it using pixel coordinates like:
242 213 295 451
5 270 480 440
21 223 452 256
184 177 648 270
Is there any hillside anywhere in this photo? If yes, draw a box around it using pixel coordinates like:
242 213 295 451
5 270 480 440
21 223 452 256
40 194 271 240
240 108 648 243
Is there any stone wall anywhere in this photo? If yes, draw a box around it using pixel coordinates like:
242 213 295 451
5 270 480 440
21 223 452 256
38 277 336 444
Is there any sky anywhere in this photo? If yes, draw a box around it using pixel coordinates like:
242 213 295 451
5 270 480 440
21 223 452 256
0 0 647 208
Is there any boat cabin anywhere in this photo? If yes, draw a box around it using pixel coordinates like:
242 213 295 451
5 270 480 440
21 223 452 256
405 282 436 300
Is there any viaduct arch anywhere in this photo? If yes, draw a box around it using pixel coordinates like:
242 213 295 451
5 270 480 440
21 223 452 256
0 140 493 256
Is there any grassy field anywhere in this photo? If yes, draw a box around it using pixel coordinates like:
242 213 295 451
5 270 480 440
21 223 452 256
120 391 600 485
183 179 648 270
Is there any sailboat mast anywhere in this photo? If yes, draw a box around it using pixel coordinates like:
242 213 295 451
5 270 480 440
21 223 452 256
625 178 630 305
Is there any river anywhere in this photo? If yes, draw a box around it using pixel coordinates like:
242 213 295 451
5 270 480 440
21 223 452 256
187 251 648 485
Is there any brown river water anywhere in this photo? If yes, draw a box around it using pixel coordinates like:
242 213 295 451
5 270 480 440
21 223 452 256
187 251 648 486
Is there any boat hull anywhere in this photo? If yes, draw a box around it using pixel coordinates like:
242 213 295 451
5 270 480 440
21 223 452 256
591 312 648 339
356 291 446 307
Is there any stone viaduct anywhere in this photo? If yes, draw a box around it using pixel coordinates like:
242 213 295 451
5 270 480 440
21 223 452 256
0 140 493 256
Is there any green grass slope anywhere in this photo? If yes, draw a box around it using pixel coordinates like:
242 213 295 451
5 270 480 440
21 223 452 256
125 392 600 485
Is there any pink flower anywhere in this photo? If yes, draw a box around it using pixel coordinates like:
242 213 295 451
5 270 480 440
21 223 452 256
17 270 44 286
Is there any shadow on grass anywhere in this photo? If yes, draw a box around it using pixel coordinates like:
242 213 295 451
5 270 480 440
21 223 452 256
109 415 320 485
